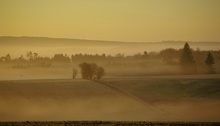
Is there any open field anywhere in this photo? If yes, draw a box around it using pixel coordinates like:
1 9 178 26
0 75 220 123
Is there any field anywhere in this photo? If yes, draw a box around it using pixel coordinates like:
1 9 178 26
0 75 220 125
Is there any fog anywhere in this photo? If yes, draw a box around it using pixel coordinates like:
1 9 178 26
1 37 220 122
0 78 220 122
0 63 183 81
0 79 161 121
1 37 220 58
0 67 72 80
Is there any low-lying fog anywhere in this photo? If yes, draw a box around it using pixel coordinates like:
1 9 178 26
1 37 220 58
1 37 220 122
0 77 220 122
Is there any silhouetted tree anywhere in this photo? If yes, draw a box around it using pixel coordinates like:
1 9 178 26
33 53 38 59
180 43 196 74
79 62 105 79
160 48 178 64
115 53 125 59
133 53 142 59
143 51 148 58
79 62 92 79
72 68 78 79
180 43 195 64
26 51 33 60
0 54 11 63
101 53 106 58
53 54 70 63
36 57 52 67
18 55 25 61
95 66 105 80
90 63 98 78
12 55 27 68
148 51 158 58
193 48 203 64
5 54 11 61
205 52 215 74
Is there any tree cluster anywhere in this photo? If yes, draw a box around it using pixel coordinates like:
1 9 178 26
79 62 105 80
53 54 70 63
179 43 216 74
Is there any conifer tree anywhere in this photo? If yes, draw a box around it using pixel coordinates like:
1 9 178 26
180 43 196 74
205 52 215 74
180 43 195 64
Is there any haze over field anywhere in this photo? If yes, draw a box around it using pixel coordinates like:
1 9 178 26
1 0 220 123
1 77 220 122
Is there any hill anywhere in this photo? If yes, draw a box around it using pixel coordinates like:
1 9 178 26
0 36 220 58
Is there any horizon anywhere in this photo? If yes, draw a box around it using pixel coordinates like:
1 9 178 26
1 35 220 59
1 36 220 43
1 0 220 42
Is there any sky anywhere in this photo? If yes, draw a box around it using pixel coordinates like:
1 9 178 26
0 0 220 42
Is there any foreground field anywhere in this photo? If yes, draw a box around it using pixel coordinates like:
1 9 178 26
0 75 220 122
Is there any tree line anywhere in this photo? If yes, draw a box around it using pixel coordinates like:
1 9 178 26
0 43 219 75
180 43 215 74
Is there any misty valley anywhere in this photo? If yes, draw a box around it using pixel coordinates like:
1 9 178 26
1 0 220 125
0 39 220 80
0 38 220 125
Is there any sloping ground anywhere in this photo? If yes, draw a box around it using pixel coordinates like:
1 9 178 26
0 79 173 122
0 79 133 121
102 75 220 122
0 75 220 122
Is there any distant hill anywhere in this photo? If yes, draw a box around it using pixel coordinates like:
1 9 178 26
0 36 220 58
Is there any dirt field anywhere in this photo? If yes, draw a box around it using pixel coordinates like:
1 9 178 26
0 75 220 122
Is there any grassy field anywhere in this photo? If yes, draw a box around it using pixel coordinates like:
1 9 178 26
0 75 220 123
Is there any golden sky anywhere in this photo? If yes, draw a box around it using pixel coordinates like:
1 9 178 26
1 0 220 42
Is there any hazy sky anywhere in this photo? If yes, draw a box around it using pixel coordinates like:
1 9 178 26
1 0 220 42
